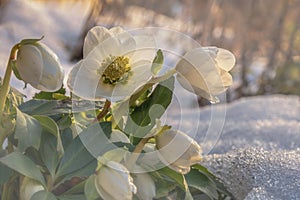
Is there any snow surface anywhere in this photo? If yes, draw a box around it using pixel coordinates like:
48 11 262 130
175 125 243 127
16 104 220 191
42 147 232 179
1 1 300 200
175 95 300 200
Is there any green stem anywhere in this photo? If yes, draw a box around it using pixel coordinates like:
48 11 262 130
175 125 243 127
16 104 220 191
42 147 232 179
125 124 171 170
46 175 53 191
93 99 111 122
126 137 151 170
0 44 19 149
1 183 9 200
1 174 17 200
0 44 20 115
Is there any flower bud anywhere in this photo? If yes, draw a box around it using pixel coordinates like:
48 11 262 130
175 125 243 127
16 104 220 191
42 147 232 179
176 47 235 102
16 43 64 92
20 177 44 200
95 161 136 200
156 129 202 174
133 166 156 200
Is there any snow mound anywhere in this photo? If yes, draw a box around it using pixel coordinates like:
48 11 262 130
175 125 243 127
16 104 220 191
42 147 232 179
184 95 300 199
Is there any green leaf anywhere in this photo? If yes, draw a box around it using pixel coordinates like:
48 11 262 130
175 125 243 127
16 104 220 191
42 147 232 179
19 99 104 116
125 76 174 140
0 161 13 185
60 128 74 149
185 169 218 200
192 164 235 199
39 132 60 180
0 152 45 186
15 107 42 152
56 135 94 177
56 115 72 130
151 49 164 75
154 179 176 198
60 179 86 195
34 115 64 156
84 175 100 200
33 87 67 100
0 113 15 143
158 167 193 200
55 122 112 178
58 159 97 185
19 100 68 116
76 122 113 157
158 167 188 192
31 191 57 200
19 36 44 45
58 195 87 200
56 122 112 180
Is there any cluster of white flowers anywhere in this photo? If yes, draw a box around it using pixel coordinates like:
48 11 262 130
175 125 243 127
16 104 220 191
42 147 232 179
11 26 235 200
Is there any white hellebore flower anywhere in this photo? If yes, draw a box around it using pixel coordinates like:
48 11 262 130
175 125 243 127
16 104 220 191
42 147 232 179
176 46 235 102
156 129 202 174
20 177 44 200
16 43 64 92
95 161 137 200
133 166 156 200
67 26 156 102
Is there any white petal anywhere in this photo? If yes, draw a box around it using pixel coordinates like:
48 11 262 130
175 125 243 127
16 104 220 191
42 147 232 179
68 60 106 100
83 26 111 58
176 48 228 99
129 35 156 63
176 74 216 101
108 61 152 101
109 26 134 48
95 161 135 200
69 36 128 100
202 46 218 59
215 48 236 71
67 60 82 92
134 167 156 200
16 44 43 87
109 26 125 35
156 129 202 174
34 43 64 91
203 46 236 71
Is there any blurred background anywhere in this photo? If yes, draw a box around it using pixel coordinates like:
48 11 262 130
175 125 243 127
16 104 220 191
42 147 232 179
0 0 299 104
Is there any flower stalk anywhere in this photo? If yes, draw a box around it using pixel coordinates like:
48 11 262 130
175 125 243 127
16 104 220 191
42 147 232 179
0 44 20 115
94 99 111 122
126 137 151 170
126 124 171 170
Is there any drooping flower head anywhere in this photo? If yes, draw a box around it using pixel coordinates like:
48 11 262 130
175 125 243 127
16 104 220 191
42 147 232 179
156 129 202 174
95 161 137 200
176 46 235 102
15 42 64 92
67 26 156 102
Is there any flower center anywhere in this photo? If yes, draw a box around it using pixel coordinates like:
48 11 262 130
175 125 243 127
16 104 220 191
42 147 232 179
100 55 131 84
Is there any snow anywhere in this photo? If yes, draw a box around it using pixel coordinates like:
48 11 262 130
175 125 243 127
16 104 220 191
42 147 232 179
171 95 300 200
1 1 300 199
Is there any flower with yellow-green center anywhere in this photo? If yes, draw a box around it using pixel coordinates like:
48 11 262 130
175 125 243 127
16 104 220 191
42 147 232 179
67 26 156 102
176 46 235 102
